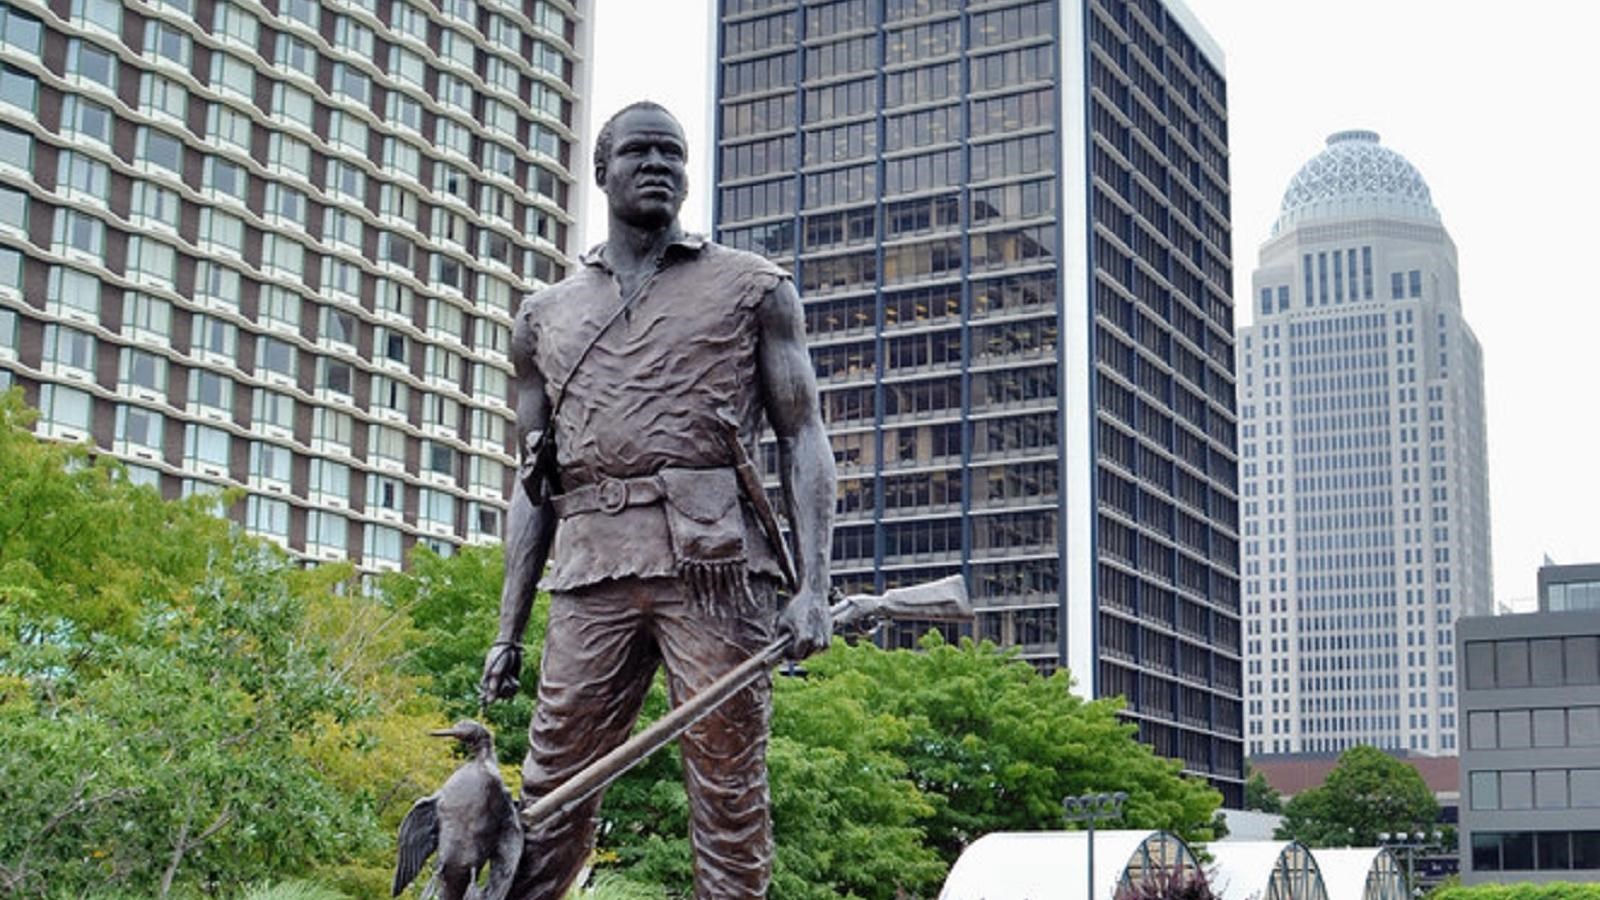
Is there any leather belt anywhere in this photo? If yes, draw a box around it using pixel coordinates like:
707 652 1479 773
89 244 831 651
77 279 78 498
551 474 666 517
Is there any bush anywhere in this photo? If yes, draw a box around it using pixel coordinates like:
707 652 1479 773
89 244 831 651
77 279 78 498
1433 885 1600 900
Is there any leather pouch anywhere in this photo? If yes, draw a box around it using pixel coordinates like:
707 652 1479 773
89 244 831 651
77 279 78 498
657 468 750 608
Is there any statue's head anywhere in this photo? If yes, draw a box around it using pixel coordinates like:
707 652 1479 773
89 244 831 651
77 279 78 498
594 101 688 230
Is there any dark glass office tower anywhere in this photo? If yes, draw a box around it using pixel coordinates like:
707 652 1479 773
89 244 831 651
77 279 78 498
712 0 1242 802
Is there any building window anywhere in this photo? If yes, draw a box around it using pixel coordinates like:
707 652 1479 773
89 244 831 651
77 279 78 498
138 73 187 121
265 183 307 223
318 358 353 397
0 246 19 292
368 423 405 467
248 440 291 483
364 524 402 565
203 156 249 204
259 286 300 332
114 404 163 456
214 0 257 48
40 384 93 434
46 266 101 319
418 488 456 531
57 150 110 201
61 97 112 146
206 102 252 151
208 50 254 99
320 306 357 345
136 127 184 177
255 337 296 380
182 423 230 472
191 314 238 359
307 510 348 553
123 292 171 342
251 388 294 432
310 458 349 501
52 208 104 258
198 209 245 256
188 370 234 416
71 0 120 33
1408 269 1422 298
66 37 117 92
43 324 96 374
0 5 42 54
312 407 353 455
245 495 290 539
367 474 403 514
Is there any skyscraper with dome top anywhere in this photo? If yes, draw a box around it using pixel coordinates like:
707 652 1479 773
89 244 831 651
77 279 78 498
1239 129 1492 759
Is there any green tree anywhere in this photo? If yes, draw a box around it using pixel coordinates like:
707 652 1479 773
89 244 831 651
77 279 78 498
1245 766 1284 814
585 634 1221 898
808 634 1222 860
0 391 457 896
381 543 544 765
1274 745 1439 846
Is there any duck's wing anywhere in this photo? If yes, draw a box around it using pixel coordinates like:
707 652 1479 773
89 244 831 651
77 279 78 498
394 794 440 896
480 786 524 900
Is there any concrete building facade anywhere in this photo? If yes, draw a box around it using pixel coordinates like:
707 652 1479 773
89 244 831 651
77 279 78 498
1457 609 1600 883
1238 131 1492 758
711 0 1243 802
0 0 590 571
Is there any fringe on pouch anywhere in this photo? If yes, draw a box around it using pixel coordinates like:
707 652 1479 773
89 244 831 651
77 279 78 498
678 559 757 616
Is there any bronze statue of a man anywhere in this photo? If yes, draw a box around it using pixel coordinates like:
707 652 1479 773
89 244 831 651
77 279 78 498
478 101 837 900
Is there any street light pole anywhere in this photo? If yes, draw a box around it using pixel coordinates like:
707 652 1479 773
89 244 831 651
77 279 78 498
1379 830 1444 897
1064 792 1128 900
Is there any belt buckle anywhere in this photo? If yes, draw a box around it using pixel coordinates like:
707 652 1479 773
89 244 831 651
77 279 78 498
596 477 628 514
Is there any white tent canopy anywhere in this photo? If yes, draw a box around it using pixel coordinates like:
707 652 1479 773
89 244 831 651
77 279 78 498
939 830 1201 900
1310 848 1406 900
1208 841 1328 900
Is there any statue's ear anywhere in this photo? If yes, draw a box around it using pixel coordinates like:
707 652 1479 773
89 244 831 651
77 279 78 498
595 163 607 188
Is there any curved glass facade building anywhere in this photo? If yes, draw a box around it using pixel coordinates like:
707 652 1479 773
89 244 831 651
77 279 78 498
0 0 590 572
1240 131 1493 757
713 0 1242 802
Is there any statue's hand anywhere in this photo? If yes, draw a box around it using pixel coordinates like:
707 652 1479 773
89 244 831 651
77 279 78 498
479 641 524 704
779 589 832 661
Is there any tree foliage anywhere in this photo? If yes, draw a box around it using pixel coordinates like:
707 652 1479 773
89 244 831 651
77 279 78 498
585 633 1221 899
0 390 457 897
378 543 545 765
1274 745 1439 847
1244 766 1284 814
1432 885 1600 900
0 388 1227 897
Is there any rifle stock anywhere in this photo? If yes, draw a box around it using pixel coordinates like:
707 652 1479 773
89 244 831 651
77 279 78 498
835 574 970 629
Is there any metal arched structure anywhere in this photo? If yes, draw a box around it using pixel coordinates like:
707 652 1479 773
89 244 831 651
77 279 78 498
939 830 1203 900
1209 841 1329 900
1311 848 1406 900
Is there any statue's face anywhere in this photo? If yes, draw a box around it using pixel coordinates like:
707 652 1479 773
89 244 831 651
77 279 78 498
599 107 688 229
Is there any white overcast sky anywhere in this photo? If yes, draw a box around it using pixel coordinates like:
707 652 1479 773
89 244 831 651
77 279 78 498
583 1 1600 610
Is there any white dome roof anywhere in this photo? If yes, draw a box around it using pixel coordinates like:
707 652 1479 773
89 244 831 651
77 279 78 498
1272 131 1439 235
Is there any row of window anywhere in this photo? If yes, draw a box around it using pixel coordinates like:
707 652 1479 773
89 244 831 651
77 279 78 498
1471 767 1600 811
1465 636 1600 690
1470 831 1600 873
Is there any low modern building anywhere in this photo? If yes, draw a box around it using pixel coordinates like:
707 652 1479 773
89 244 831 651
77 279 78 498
1457 602 1600 883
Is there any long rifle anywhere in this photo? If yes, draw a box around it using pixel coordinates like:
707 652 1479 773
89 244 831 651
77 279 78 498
518 575 972 828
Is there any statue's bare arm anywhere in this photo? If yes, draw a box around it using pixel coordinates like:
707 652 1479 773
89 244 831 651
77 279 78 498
756 278 837 659
480 305 558 703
